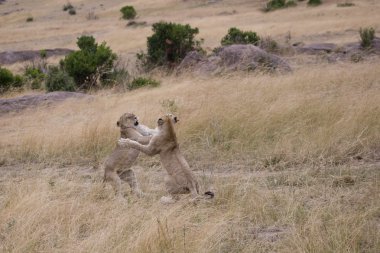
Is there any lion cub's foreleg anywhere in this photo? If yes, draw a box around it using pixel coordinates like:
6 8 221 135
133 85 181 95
119 139 160 156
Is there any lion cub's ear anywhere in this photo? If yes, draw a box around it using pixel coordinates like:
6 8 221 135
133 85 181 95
157 118 164 126
117 121 120 127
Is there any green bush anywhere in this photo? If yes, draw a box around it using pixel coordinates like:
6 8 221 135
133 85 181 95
120 6 136 20
285 0 297 7
263 0 296 11
26 17 33 22
0 67 23 93
145 22 202 66
13 75 24 88
46 66 75 92
62 35 117 89
128 77 160 90
221 27 260 46
63 2 74 11
68 8 76 15
40 50 47 59
359 27 375 48
24 66 45 90
308 0 322 6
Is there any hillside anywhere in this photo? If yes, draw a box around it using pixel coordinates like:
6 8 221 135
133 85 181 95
0 0 379 252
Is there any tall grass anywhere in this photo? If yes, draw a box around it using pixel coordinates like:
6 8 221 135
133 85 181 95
2 62 379 166
0 61 379 252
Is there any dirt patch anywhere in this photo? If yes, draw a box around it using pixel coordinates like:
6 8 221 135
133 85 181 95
0 91 90 116
177 44 291 75
0 48 74 65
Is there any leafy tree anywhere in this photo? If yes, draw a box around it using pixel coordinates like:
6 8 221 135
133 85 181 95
145 22 202 66
62 35 117 89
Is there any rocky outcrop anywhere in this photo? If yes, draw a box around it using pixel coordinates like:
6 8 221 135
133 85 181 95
177 44 291 75
0 48 73 65
0 92 89 115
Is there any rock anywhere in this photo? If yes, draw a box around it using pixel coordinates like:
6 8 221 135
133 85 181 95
177 44 291 75
0 92 89 115
0 48 74 65
296 43 338 54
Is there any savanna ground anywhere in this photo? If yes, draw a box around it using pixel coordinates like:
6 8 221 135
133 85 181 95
0 0 380 252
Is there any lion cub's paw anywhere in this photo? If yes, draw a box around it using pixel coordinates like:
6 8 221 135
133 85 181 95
160 196 177 205
118 138 131 147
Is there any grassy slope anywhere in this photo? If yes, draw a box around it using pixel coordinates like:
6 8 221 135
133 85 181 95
0 0 380 252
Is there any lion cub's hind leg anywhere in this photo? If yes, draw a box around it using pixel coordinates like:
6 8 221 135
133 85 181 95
104 168 122 197
119 169 145 198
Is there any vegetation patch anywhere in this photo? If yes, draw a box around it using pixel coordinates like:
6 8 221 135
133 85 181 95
359 27 375 48
24 66 45 90
337 2 355 7
63 2 74 11
263 0 297 12
141 22 203 68
0 67 23 93
45 66 75 92
307 0 322 6
221 27 260 46
120 6 136 20
128 77 160 90
62 35 117 90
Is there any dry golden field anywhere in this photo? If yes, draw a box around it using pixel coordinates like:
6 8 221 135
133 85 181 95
1 0 380 252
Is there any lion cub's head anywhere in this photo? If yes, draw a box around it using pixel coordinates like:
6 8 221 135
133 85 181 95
117 113 139 130
156 114 179 135
157 114 178 126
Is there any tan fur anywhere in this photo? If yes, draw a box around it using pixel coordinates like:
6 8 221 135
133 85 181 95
119 115 213 203
103 113 152 197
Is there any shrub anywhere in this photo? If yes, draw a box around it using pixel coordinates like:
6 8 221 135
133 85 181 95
63 2 74 11
24 66 45 90
0 67 23 93
120 6 136 20
45 66 75 92
259 36 279 52
263 0 296 11
13 75 24 88
359 27 375 48
145 22 202 67
128 77 160 90
221 27 260 46
68 8 76 15
40 50 47 59
308 0 322 6
337 2 355 7
285 0 297 7
26 17 33 22
62 35 117 89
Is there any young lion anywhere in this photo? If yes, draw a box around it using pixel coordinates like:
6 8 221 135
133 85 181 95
118 114 214 204
103 113 154 197
104 113 178 197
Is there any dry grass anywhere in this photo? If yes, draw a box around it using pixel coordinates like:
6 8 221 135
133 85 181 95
1 61 380 252
1 0 380 252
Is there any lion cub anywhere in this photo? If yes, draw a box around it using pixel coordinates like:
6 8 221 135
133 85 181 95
118 114 214 204
103 113 154 197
